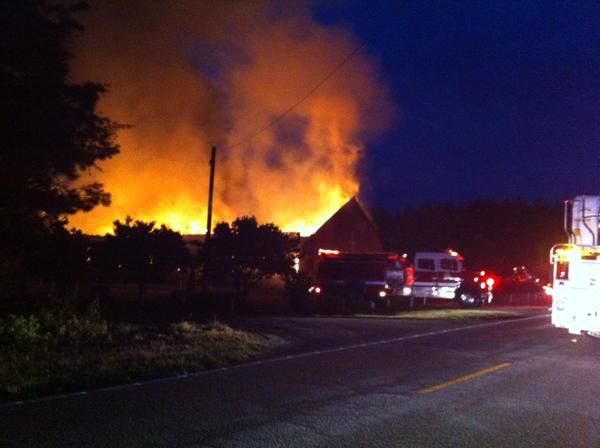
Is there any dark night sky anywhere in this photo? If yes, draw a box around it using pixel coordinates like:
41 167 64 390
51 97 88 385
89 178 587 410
315 0 600 208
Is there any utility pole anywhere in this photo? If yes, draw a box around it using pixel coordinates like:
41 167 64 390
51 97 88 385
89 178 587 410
197 145 216 308
188 146 216 309
206 146 216 239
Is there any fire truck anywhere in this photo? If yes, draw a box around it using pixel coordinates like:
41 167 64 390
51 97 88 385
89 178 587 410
550 195 600 336
309 250 411 313
410 250 494 308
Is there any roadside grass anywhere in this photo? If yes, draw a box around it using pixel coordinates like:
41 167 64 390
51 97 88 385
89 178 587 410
355 309 523 320
0 308 273 402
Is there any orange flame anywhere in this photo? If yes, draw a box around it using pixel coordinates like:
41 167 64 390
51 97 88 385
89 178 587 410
69 2 392 236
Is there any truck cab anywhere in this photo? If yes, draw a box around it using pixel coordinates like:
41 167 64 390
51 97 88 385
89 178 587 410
410 250 489 307
309 251 410 313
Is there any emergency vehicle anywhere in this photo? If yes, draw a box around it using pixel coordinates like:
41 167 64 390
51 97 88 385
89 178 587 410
411 250 494 308
309 250 411 313
550 195 600 336
310 249 493 312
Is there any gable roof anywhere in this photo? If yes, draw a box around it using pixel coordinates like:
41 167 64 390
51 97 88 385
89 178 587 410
316 196 378 235
302 196 383 255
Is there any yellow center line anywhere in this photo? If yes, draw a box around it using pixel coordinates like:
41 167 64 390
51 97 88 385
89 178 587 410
420 362 512 393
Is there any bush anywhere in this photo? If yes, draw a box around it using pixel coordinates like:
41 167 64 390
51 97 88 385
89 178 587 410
0 299 108 347
170 320 197 334
0 314 42 346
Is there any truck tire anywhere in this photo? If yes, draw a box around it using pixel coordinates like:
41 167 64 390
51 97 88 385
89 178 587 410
456 290 481 308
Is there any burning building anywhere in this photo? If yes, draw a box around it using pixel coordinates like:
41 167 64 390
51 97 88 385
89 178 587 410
300 196 383 276
67 2 393 237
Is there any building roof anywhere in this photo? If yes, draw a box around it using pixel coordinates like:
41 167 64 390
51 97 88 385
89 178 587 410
302 196 383 256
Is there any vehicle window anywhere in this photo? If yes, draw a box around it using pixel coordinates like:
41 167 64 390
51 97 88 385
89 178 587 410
440 258 458 271
417 258 435 271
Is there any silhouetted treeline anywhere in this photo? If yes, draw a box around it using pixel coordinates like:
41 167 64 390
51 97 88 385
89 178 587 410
1 1 121 305
372 198 564 276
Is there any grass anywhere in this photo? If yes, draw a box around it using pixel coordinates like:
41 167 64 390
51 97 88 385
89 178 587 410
355 309 523 320
0 312 274 402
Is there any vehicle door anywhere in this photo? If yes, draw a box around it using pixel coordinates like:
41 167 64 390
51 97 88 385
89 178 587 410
436 257 463 299
559 258 600 332
413 256 436 298
384 257 404 295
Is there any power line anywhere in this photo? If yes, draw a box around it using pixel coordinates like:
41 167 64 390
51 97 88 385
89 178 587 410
224 3 404 150
227 41 368 150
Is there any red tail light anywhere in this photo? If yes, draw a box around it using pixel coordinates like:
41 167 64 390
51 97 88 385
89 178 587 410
405 266 414 286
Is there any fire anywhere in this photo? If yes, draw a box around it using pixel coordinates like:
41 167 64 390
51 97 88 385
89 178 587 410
276 183 356 236
68 2 392 236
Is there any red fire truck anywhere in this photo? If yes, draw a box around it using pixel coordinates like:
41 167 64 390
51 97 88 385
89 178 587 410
309 250 411 313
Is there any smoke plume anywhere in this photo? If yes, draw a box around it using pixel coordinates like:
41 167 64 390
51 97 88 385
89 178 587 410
70 1 393 235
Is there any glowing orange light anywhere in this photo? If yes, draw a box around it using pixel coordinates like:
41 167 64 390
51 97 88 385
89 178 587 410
69 3 391 237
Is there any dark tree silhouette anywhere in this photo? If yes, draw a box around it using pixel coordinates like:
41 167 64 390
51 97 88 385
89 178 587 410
102 218 188 303
373 198 563 277
1 0 120 221
0 1 122 298
202 217 298 306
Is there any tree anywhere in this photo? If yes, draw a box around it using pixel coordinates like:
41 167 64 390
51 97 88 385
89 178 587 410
202 217 298 307
373 198 562 276
101 218 188 303
0 218 91 309
1 0 120 221
0 1 122 297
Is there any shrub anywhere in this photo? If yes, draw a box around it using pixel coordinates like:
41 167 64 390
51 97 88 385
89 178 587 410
0 314 42 346
36 302 108 343
0 299 109 348
170 320 197 334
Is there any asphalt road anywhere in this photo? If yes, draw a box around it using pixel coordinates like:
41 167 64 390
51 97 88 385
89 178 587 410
2 307 599 447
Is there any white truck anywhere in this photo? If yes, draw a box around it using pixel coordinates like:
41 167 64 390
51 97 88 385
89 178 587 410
409 250 494 308
550 195 600 336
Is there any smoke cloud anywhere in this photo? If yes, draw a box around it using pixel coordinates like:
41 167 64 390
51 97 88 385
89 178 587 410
70 1 393 235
